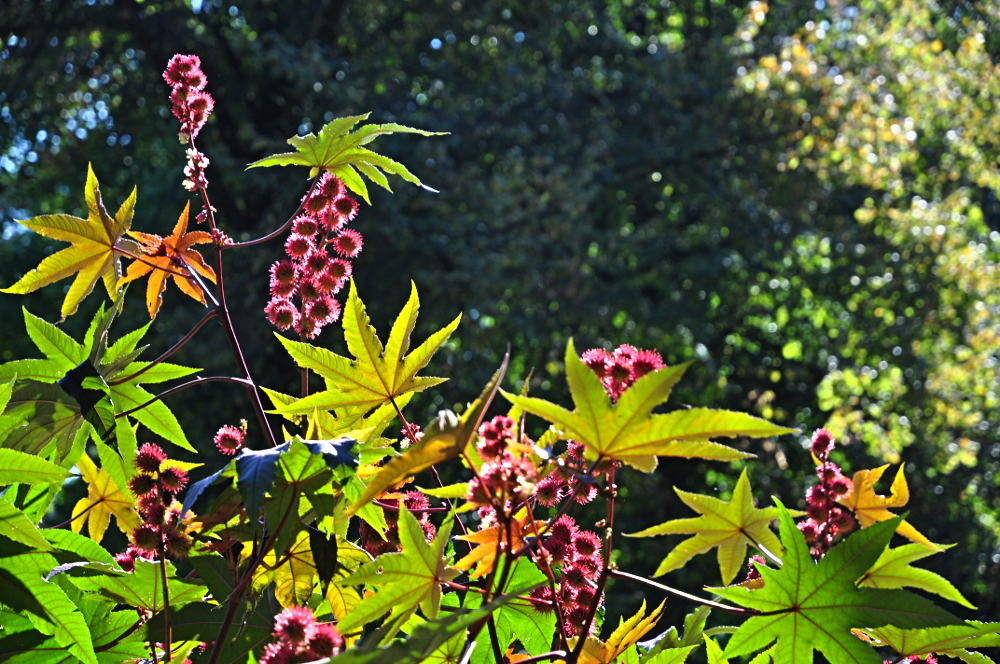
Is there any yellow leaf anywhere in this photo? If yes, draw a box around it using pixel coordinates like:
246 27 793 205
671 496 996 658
837 464 939 550
71 454 141 543
572 600 665 664
1 164 136 320
260 531 317 608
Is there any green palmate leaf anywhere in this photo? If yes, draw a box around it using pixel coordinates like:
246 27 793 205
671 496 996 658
644 646 699 664
71 559 206 612
42 529 116 567
0 498 53 551
858 543 976 609
108 382 193 452
0 448 70 485
346 357 506 516
504 339 793 472
276 281 460 415
0 164 135 320
715 505 961 664
263 530 318 608
1 380 88 459
853 621 1000 663
704 637 730 664
627 468 785 584
574 600 666 664
22 309 86 371
246 113 444 201
337 507 459 634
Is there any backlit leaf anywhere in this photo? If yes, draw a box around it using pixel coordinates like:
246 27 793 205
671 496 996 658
858 543 975 609
0 164 135 320
246 113 444 200
70 453 141 543
573 600 666 664
837 464 938 549
627 468 786 584
852 621 1000 663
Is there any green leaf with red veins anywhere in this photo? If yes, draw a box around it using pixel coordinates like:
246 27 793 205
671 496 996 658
276 280 460 416
503 339 793 472
852 621 1000 663
714 504 961 664
246 113 445 201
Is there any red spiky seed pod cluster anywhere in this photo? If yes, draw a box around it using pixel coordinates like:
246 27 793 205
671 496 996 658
581 344 665 401
163 54 214 196
115 443 194 572
265 172 364 339
260 606 344 664
466 416 537 507
214 420 247 455
797 429 856 558
532 441 615 507
884 656 938 664
358 491 437 557
529 514 605 637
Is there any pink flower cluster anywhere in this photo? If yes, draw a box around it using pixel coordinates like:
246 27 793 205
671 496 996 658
358 491 436 557
164 54 214 142
260 606 344 664
213 421 246 456
582 344 665 401
114 444 193 571
466 416 537 507
885 657 937 664
798 429 856 558
265 173 362 338
530 515 604 637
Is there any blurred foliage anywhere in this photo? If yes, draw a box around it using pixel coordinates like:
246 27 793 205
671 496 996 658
1 0 998 626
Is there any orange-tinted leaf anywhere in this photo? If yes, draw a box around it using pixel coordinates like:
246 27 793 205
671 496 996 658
454 513 546 579
119 202 216 319
837 464 939 550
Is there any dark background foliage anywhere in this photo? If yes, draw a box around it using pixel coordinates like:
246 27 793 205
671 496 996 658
2 0 998 628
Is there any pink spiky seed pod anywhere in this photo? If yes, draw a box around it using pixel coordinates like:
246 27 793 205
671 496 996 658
574 585 599 609
572 530 602 558
308 624 344 658
550 515 578 545
323 258 352 281
533 476 564 506
284 233 313 259
128 474 158 497
306 296 340 326
332 194 359 222
259 641 295 664
315 268 347 294
265 299 299 331
302 249 330 275
632 349 664 378
528 586 555 613
143 501 167 527
571 481 598 505
164 528 193 558
332 229 363 257
304 192 331 215
159 467 188 493
135 443 167 474
318 173 345 200
214 424 246 455
291 215 319 237
581 348 612 377
114 549 137 573
131 524 161 554
810 428 835 457
273 606 317 645
573 554 601 576
296 313 319 338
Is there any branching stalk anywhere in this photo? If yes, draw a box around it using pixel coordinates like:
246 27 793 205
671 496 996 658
114 376 252 418
108 309 220 386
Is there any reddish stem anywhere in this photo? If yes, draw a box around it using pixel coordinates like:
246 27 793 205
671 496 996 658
107 309 220 386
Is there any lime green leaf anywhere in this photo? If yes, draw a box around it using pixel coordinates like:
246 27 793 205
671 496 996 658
504 339 791 471
2 380 88 459
246 113 444 201
858 543 975 609
347 358 505 516
715 505 960 663
22 308 86 370
42 529 116 566
337 508 459 633
109 382 193 452
627 468 784 584
644 646 699 664
0 559 97 664
71 559 206 612
0 448 70 485
704 636 730 664
0 165 135 320
418 483 470 499
276 281 460 416
852 621 1000 663
0 498 53 550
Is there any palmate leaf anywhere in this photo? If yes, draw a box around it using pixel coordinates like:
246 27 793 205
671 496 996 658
246 113 444 202
852 621 1000 663
118 201 216 319
454 512 547 580
626 468 786 584
837 464 938 549
715 504 961 664
345 357 506 516
0 448 70 485
572 600 666 664
71 559 206 612
276 281 460 416
504 339 794 472
337 507 459 634
70 453 142 544
858 543 975 609
1 164 135 320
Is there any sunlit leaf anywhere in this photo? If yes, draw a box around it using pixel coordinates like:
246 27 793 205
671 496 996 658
837 464 938 549
858 542 975 609
852 621 1000 663
70 453 141 543
572 600 666 664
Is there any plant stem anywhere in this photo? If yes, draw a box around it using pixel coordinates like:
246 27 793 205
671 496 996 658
486 616 505 664
571 465 616 663
226 176 320 249
608 570 757 615
516 651 568 664
114 376 252 418
107 309 220 386
524 501 571 649
159 552 172 662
